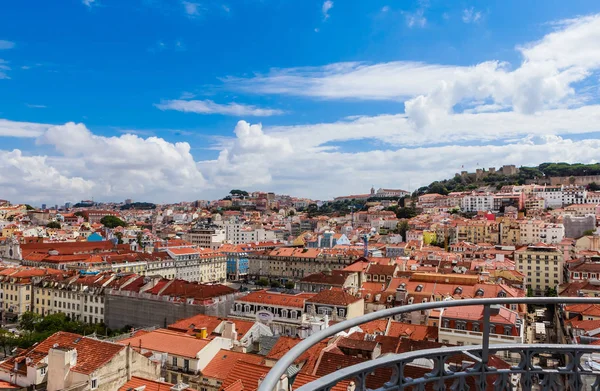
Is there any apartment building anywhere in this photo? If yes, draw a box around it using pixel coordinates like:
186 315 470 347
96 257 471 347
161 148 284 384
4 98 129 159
224 222 276 245
515 243 564 295
230 290 328 337
438 305 523 362
455 220 497 244
519 220 564 245
247 247 362 280
182 226 226 250
0 331 159 390
461 193 495 213
0 267 62 322
33 272 115 324
166 247 227 283
118 328 233 386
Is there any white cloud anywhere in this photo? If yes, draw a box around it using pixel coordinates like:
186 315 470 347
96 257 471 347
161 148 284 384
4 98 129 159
224 61 462 100
182 1 201 16
2 116 600 202
222 4 230 13
462 7 482 24
25 104 47 109
0 40 15 50
200 121 600 199
0 119 49 138
322 1 333 20
0 59 9 79
155 99 284 117
30 122 207 202
225 12 600 129
381 6 390 13
82 0 97 8
0 150 94 202
404 9 426 28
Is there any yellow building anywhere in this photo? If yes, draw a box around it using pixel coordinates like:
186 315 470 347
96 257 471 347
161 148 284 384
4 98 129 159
455 220 497 244
515 243 563 296
0 267 61 322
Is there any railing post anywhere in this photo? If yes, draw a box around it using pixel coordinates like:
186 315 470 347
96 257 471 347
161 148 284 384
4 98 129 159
482 304 491 366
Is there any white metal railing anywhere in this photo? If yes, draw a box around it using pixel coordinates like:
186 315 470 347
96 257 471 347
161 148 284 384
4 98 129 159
259 297 600 391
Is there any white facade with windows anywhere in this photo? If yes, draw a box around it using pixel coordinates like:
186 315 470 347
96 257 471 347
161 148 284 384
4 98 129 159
461 193 495 212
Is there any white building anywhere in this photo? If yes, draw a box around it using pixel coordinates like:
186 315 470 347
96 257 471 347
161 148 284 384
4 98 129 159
461 193 495 212
224 222 276 245
167 247 227 283
519 220 564 245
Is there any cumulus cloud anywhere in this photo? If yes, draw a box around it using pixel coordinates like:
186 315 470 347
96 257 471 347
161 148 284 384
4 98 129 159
0 40 15 50
155 99 284 117
1 116 600 203
0 150 94 202
225 13 600 129
16 122 208 202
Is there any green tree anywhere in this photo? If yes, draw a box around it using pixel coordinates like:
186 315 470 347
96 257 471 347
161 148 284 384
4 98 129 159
588 182 600 191
284 282 295 289
136 232 144 248
256 278 269 287
24 204 35 211
100 215 126 228
545 287 557 297
583 229 596 237
270 281 282 288
397 220 410 241
114 232 124 245
19 312 42 332
46 221 61 229
230 189 249 197
0 329 17 356
287 210 295 216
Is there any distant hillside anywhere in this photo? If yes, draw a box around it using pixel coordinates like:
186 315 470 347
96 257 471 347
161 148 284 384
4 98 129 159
416 162 600 195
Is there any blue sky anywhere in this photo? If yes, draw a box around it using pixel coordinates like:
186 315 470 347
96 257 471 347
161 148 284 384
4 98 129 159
2 0 600 204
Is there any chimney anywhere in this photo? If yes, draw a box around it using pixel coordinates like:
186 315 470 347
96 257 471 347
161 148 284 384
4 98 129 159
197 327 208 339
222 321 238 341
47 347 77 391
126 344 132 381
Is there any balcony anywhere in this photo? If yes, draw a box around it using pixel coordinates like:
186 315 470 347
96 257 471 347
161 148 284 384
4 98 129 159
259 297 600 391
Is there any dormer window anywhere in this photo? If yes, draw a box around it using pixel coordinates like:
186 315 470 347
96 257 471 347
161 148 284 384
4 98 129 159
498 291 506 298
454 286 463 295
416 285 423 292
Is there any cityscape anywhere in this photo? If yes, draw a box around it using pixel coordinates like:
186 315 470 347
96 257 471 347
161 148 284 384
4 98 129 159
3 1 600 390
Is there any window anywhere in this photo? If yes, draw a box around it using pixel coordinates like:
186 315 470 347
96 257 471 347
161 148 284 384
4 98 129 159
91 378 98 389
40 366 47 375
173 357 178 366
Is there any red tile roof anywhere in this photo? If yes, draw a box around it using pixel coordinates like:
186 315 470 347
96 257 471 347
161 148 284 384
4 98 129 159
118 329 209 358
202 349 264 381
221 361 271 391
119 376 194 391
306 289 362 306
237 290 315 308
0 331 124 375
387 321 438 341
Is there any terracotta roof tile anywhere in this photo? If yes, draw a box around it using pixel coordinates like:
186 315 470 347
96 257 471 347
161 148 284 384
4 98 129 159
118 329 209 358
202 349 264 381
